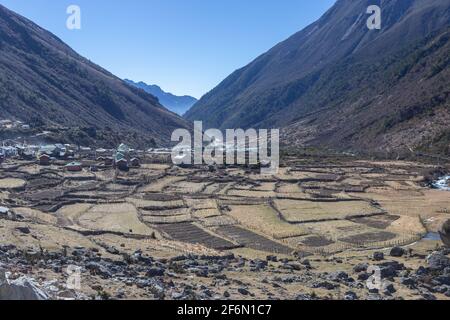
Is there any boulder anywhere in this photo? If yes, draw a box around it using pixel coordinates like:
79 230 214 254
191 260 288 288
373 252 384 261
382 283 396 295
344 291 358 300
85 262 112 279
0 206 9 216
400 277 416 288
146 267 165 277
440 220 450 247
353 263 369 273
390 247 406 257
237 288 250 296
328 271 351 283
426 252 450 271
312 281 339 290
0 271 48 300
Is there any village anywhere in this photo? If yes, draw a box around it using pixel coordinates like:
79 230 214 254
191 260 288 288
0 138 163 172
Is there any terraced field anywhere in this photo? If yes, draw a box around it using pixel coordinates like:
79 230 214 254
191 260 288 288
216 225 293 255
157 222 237 250
0 155 446 257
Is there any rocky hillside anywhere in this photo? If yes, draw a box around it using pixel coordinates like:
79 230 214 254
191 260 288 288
0 4 189 148
125 80 197 116
185 0 450 155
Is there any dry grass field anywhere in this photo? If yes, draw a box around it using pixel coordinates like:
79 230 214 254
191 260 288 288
227 204 308 239
0 178 26 189
273 199 383 223
1 155 449 300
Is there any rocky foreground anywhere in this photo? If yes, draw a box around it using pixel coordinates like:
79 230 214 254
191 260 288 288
1 242 450 300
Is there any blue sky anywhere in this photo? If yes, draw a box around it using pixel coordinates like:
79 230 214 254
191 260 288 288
0 0 335 98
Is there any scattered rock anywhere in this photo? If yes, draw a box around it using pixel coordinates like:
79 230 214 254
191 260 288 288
379 266 397 279
300 259 311 268
440 220 450 248
383 283 396 295
373 252 384 261
0 206 9 216
420 291 437 300
390 247 406 257
427 252 450 271
146 267 165 277
353 263 368 273
328 271 351 283
416 266 428 275
400 277 416 288
312 281 339 290
435 275 450 286
0 271 48 300
105 246 120 255
296 293 319 300
433 285 450 294
15 226 31 235
358 273 370 281
238 288 250 296
85 262 112 279
195 269 208 278
344 291 358 300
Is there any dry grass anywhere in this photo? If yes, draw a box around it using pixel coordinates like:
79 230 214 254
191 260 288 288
184 198 217 210
273 199 383 223
200 215 237 227
141 214 192 224
0 219 106 254
227 189 277 198
227 204 308 239
140 208 190 217
0 178 26 189
192 209 221 219
14 207 58 225
276 183 301 193
139 176 185 193
166 181 208 194
126 197 185 209
78 203 155 235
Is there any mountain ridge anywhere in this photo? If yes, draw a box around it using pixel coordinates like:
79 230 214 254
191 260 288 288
125 79 197 116
185 0 450 155
0 4 189 148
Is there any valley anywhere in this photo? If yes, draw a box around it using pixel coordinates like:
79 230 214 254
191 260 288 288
0 0 449 302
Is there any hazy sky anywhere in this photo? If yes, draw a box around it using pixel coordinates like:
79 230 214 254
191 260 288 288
0 0 335 98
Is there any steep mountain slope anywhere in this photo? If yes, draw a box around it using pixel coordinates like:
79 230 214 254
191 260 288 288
0 4 189 147
185 0 450 154
125 80 197 116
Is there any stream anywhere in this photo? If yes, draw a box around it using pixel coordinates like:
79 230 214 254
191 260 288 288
432 175 450 191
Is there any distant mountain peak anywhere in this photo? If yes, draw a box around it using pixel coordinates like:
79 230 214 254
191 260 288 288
125 79 198 116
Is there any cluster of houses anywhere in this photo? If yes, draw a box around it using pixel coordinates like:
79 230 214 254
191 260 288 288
0 142 141 172
112 143 140 171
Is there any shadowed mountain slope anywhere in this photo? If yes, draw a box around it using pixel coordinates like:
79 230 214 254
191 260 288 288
185 0 450 154
0 4 189 147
